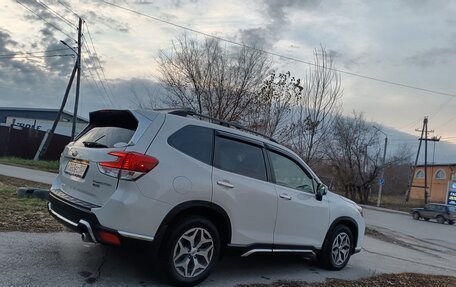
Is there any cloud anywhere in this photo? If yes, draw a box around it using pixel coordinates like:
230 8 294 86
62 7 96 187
405 46 456 67
239 0 321 47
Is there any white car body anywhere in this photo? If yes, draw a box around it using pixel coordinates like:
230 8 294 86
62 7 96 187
48 108 365 285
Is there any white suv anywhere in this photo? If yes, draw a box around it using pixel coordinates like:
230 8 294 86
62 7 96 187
48 108 365 286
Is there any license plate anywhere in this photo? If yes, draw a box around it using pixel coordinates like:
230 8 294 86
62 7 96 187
65 160 89 178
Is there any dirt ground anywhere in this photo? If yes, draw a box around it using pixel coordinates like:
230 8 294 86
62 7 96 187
238 273 456 287
0 174 65 232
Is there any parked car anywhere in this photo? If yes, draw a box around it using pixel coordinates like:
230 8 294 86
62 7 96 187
411 203 456 224
48 108 365 286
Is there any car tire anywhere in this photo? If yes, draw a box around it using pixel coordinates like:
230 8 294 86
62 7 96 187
449 220 455 225
424 218 430 221
412 212 420 220
436 215 445 224
161 216 220 286
319 225 353 270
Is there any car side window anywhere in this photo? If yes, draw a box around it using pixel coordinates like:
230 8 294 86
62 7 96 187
213 136 267 181
268 150 314 193
168 125 214 165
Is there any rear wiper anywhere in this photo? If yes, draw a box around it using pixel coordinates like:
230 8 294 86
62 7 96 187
83 141 108 148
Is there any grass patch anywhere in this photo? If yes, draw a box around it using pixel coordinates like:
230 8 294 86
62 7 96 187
238 273 456 287
367 194 423 212
0 156 59 173
0 174 65 232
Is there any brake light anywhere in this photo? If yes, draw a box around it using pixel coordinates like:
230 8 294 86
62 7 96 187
98 152 158 180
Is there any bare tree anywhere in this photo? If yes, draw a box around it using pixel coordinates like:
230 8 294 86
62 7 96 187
129 82 160 109
157 35 271 122
290 46 342 166
248 71 303 139
324 112 381 203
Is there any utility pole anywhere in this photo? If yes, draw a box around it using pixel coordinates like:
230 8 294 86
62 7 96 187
34 17 82 160
424 117 429 204
405 117 439 204
72 17 82 141
373 126 388 207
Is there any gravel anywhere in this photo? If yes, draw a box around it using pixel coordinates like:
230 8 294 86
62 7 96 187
238 273 456 287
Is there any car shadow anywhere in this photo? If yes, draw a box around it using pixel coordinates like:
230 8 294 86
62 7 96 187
96 244 326 286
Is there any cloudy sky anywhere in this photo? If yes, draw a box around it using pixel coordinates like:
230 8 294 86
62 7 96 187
1 0 456 149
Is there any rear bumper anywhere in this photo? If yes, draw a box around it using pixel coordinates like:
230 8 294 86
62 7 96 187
48 189 154 245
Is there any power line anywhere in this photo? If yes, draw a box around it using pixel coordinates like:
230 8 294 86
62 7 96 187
81 48 115 106
0 54 75 59
16 0 76 43
0 47 75 57
57 0 81 18
34 0 78 29
103 1 456 99
84 24 116 104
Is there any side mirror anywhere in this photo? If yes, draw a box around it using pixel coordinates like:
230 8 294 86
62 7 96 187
316 184 327 201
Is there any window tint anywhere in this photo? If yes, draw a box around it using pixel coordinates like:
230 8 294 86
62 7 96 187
214 136 267 181
75 126 135 148
168 125 213 165
269 151 314 193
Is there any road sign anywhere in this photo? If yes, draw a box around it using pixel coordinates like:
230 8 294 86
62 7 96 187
379 178 385 186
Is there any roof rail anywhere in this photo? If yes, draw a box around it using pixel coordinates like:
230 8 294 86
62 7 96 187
156 108 278 143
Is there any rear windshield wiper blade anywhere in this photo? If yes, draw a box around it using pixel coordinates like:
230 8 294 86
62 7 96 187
83 141 108 148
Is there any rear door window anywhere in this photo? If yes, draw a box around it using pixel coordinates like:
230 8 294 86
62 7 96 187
168 125 214 165
214 136 267 181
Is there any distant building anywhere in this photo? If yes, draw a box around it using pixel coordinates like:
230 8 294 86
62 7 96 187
0 107 88 137
409 163 456 205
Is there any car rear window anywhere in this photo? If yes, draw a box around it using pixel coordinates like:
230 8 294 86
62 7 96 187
75 127 135 148
448 206 456 212
168 125 214 165
74 110 138 148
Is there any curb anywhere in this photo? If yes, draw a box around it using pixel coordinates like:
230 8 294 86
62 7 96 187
360 204 409 216
17 187 49 200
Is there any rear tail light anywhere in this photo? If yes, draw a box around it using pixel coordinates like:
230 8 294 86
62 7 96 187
98 152 159 180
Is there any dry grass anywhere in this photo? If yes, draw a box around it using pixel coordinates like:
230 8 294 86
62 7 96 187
367 194 423 212
0 157 59 173
0 175 65 232
238 273 456 287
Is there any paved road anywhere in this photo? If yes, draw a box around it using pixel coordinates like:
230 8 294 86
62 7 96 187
0 232 454 287
364 208 456 250
1 208 456 286
0 164 56 185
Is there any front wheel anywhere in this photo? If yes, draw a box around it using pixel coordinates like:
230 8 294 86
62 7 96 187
437 215 445 224
319 225 353 270
161 216 220 286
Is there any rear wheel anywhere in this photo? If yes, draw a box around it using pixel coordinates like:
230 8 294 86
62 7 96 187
161 216 220 286
412 212 420 220
436 215 445 224
319 225 353 270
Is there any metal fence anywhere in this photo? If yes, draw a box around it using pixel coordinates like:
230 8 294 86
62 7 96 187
0 125 70 160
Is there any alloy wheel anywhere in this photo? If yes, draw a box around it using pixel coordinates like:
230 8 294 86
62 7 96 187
331 232 351 266
173 227 214 278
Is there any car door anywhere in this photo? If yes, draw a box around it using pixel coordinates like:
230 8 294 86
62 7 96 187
211 132 278 245
423 204 435 219
268 149 330 248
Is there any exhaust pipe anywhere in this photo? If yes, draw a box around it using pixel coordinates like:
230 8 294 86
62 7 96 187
81 232 94 243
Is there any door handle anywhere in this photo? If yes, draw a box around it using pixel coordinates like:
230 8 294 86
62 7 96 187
279 193 292 200
217 180 234 188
